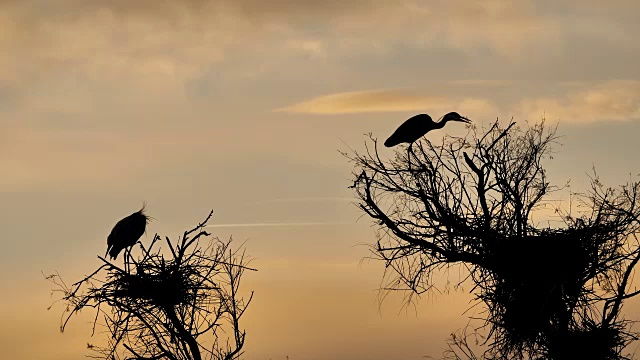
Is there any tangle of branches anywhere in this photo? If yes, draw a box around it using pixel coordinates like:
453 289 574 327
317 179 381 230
345 119 640 359
47 210 256 360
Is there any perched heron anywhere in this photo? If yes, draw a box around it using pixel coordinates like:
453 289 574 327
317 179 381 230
105 204 150 260
384 112 470 148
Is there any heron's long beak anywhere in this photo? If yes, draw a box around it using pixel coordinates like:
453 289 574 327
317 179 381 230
455 116 471 123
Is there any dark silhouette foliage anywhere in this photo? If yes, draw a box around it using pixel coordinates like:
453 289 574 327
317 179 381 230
47 210 255 360
346 119 640 359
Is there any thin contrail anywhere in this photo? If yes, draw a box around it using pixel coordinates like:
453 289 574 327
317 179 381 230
205 221 353 228
258 197 354 204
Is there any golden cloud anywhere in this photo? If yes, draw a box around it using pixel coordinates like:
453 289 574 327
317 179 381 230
288 81 640 124
275 88 498 116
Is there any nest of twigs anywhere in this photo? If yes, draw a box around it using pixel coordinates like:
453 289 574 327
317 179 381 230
114 261 197 307
542 318 631 360
477 225 608 352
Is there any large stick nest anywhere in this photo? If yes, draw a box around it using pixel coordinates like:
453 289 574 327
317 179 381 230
113 261 198 308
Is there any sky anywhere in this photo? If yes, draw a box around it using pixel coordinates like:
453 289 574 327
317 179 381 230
2 0 640 359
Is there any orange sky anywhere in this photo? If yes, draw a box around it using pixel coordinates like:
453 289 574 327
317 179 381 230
2 1 640 359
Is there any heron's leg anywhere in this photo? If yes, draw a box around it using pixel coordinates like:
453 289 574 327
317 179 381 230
409 143 427 193
407 144 412 172
125 248 131 273
408 143 417 174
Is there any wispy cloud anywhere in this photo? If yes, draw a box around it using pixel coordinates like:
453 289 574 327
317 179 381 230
286 39 328 59
516 80 640 123
275 88 498 115
277 81 640 124
206 221 353 228
447 80 511 87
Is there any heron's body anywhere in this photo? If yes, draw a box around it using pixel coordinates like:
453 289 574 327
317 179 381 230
384 112 470 147
106 206 150 260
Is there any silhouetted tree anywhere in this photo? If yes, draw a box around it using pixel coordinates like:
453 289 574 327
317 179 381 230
346 119 640 359
47 210 256 360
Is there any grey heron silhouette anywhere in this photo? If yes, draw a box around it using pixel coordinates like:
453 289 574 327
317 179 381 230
105 204 151 261
384 112 470 148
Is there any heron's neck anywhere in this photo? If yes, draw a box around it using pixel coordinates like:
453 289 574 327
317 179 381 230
435 119 448 128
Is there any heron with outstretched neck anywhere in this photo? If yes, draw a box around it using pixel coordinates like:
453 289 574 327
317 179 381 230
384 112 470 148
384 111 471 171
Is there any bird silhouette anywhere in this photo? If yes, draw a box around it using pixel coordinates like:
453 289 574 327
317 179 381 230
384 112 470 148
105 204 150 260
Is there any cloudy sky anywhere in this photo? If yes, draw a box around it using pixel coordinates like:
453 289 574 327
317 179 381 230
2 0 640 359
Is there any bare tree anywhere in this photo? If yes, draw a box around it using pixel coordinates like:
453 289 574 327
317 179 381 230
46 210 256 360
345 119 640 359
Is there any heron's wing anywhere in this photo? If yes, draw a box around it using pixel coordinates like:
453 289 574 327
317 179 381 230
385 114 429 146
384 132 402 147
123 217 147 247
107 216 135 247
